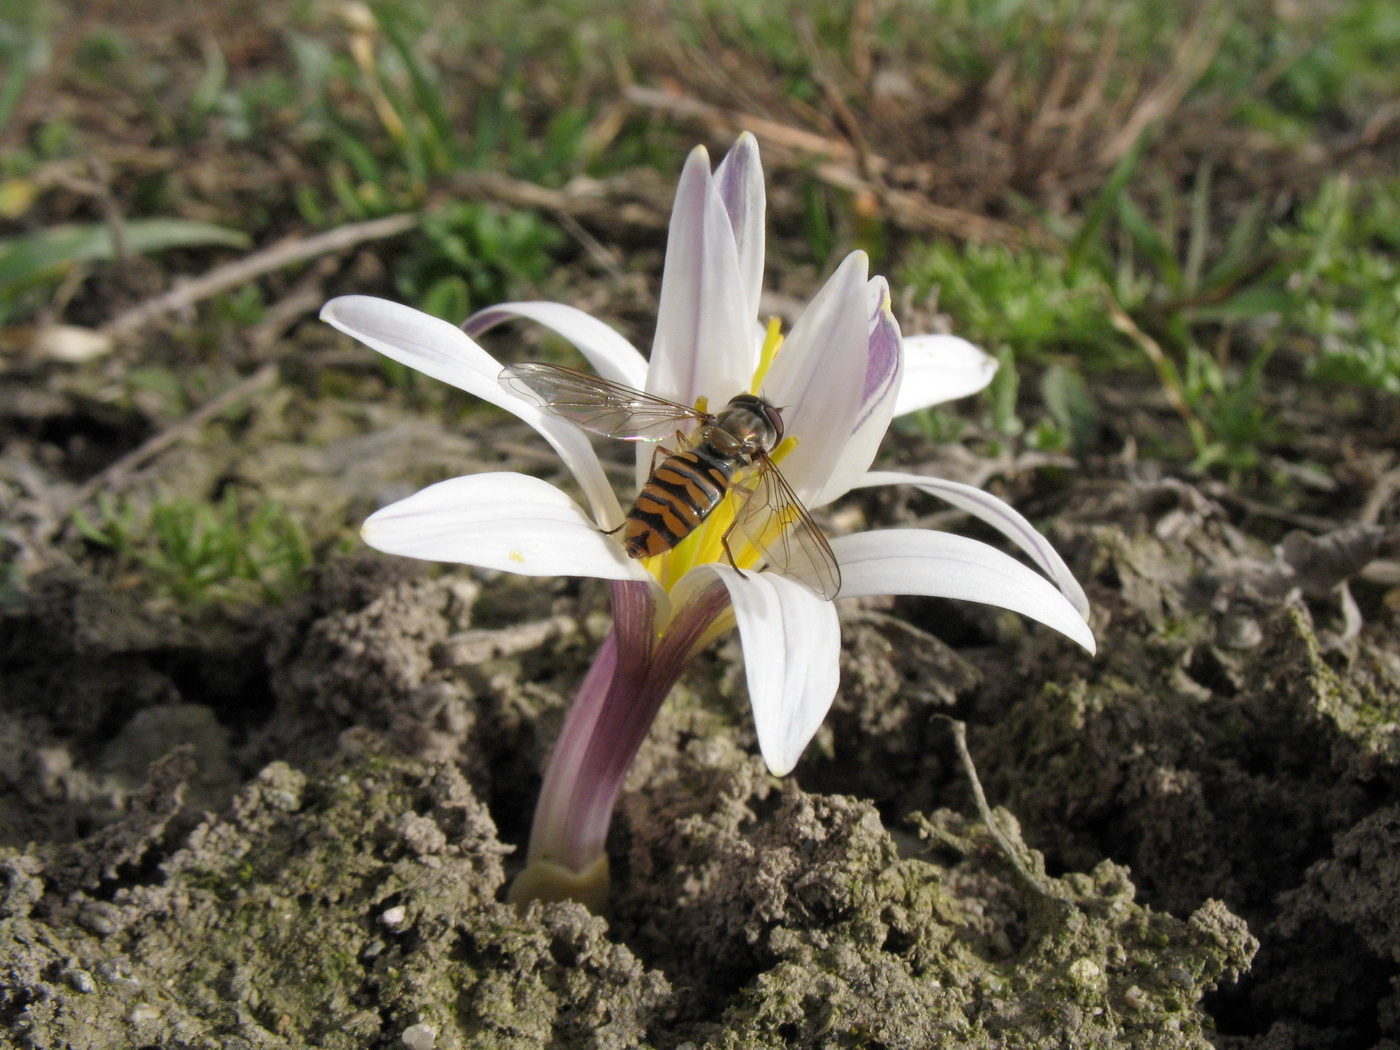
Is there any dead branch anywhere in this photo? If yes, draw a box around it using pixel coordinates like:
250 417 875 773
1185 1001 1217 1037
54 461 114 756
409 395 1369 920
1096 5 1230 167
626 84 1023 244
101 213 420 338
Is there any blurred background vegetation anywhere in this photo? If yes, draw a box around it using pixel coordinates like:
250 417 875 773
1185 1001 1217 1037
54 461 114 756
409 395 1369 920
1 0 1397 607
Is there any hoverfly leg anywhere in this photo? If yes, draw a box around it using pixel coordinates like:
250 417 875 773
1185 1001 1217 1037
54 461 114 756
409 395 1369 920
719 528 750 578
718 480 756 576
648 442 672 475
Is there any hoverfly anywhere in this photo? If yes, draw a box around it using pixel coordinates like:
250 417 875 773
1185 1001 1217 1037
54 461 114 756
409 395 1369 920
500 363 840 600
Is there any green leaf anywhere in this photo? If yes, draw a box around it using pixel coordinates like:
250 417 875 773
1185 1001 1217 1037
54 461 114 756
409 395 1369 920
0 219 250 287
1191 285 1297 321
1041 365 1099 452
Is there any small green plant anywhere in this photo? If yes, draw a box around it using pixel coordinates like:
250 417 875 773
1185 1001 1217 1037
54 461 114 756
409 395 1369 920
73 491 313 605
1078 152 1287 467
1276 177 1400 393
901 239 1123 365
394 201 563 320
289 2 599 228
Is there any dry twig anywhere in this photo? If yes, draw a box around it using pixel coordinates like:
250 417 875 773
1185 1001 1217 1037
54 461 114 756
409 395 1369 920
1104 293 1206 447
449 170 670 232
1096 4 1229 166
101 213 420 338
626 85 1023 244
943 718 1065 900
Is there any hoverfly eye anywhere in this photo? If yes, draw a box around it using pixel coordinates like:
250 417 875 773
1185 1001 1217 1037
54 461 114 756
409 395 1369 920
760 400 785 441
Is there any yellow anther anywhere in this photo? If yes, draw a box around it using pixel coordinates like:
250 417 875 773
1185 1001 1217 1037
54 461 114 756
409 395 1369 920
769 434 798 466
750 317 784 393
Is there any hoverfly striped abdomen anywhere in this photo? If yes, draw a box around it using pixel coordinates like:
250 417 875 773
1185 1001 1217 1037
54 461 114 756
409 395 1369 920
623 447 735 558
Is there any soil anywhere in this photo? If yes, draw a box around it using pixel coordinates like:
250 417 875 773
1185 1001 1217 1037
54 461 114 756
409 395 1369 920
2 389 1398 1047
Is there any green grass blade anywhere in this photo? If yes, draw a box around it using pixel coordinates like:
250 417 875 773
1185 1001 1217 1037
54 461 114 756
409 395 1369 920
0 219 251 287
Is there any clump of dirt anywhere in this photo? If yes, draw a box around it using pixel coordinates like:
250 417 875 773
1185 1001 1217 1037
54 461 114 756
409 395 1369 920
1 724 1254 1050
829 473 1400 1047
4 444 1399 1047
0 511 1274 1049
1 738 669 1049
617 736 1256 1048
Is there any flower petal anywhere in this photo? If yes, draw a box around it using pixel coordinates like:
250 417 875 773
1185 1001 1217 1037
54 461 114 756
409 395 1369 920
852 471 1091 619
811 276 904 506
760 250 872 505
322 295 622 527
647 146 754 408
714 132 766 325
462 301 649 389
894 334 999 416
831 529 1096 653
682 565 841 776
361 472 651 582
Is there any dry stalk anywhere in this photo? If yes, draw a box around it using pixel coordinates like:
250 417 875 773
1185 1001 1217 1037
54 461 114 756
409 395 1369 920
626 85 1023 244
101 213 421 338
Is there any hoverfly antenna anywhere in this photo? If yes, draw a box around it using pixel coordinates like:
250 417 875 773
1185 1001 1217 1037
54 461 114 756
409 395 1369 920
753 388 786 413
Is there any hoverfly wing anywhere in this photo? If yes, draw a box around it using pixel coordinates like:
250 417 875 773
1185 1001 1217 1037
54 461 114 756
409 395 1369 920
500 363 706 442
729 457 841 601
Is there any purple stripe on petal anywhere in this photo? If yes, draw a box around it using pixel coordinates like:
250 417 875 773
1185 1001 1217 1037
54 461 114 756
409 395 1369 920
854 279 902 431
714 133 765 318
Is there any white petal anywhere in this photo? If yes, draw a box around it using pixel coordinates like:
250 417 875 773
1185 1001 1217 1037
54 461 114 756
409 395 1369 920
852 471 1091 619
361 473 651 581
831 529 1096 653
714 133 766 325
322 295 622 527
684 564 841 776
761 251 871 504
647 147 754 408
462 301 649 388
895 334 998 415
813 276 904 506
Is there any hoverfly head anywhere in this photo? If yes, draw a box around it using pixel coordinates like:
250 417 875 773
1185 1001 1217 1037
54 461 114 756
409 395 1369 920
723 392 785 451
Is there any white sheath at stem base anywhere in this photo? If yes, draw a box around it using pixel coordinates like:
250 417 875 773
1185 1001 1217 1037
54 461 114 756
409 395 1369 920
506 854 611 915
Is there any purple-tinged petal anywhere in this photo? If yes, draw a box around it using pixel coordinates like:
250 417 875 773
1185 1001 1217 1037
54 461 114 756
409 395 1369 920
895 334 998 415
852 471 1091 619
361 472 650 582
525 579 660 875
760 251 872 504
523 625 620 874
323 296 623 527
463 301 648 388
831 529 1096 653
685 565 841 776
714 132 766 325
647 146 754 408
811 276 904 506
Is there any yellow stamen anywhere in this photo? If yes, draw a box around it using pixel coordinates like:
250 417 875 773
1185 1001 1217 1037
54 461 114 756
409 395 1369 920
691 488 745 574
769 434 798 466
750 317 784 394
656 516 706 592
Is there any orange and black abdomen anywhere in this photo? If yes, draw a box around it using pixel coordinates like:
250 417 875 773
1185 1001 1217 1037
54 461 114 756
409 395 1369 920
622 447 734 558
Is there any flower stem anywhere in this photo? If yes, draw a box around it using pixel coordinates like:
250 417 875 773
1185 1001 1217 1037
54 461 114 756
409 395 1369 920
508 577 731 910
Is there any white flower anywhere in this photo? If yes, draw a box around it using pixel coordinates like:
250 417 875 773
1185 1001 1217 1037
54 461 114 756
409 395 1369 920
322 135 1093 903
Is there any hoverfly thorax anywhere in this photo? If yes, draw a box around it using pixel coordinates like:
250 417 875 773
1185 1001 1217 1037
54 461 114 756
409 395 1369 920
706 393 783 465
